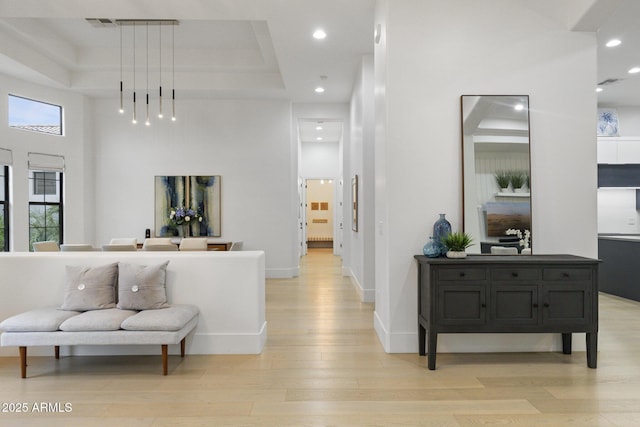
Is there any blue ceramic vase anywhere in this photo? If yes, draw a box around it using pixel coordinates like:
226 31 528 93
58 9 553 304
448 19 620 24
423 237 440 258
433 214 452 255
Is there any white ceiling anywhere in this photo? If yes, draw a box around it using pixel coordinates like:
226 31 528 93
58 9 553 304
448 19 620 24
1 0 639 140
0 0 375 105
597 0 640 107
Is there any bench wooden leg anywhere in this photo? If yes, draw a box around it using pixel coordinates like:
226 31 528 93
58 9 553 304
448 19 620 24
161 345 168 375
19 346 27 378
54 346 60 359
180 338 186 357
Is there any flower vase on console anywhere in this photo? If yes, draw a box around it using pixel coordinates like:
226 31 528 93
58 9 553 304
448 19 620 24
191 221 202 237
423 237 440 258
433 214 452 255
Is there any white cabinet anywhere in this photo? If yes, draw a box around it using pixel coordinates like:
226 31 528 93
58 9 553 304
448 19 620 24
598 137 640 164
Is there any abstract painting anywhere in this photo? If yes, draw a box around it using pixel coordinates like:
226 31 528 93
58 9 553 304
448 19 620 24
155 175 221 237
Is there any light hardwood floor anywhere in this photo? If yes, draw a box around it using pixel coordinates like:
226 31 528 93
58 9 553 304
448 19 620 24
1 248 640 426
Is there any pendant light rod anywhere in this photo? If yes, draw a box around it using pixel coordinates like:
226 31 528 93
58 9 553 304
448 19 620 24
116 19 178 125
132 21 137 124
145 22 150 126
158 22 163 119
171 22 176 121
119 24 124 114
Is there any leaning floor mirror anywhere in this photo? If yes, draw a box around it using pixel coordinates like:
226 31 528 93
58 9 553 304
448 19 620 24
461 95 532 254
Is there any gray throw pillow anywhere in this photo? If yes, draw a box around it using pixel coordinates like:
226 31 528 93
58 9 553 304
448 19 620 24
117 261 170 310
60 263 118 311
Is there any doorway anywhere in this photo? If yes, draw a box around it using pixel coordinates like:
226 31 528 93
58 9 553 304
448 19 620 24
304 178 336 254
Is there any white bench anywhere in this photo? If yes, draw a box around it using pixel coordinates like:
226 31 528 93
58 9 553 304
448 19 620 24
0 305 199 377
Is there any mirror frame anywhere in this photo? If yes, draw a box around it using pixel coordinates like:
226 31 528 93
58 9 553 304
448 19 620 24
461 95 532 254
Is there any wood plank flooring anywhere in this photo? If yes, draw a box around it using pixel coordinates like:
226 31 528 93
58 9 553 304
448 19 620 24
1 248 640 426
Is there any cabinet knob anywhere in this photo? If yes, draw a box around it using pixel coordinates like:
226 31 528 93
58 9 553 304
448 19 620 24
512 272 519 277
562 272 570 278
544 303 550 308
481 303 486 308
460 272 465 277
533 303 539 308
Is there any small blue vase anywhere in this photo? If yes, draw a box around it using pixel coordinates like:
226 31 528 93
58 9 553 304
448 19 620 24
433 214 452 255
423 237 440 258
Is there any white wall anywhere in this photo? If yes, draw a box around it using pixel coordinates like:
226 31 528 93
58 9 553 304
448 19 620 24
0 73 93 252
92 98 298 278
374 0 598 353
348 55 376 302
300 141 339 177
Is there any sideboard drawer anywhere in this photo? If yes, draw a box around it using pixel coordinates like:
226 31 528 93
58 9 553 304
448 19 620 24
491 268 540 281
438 268 485 281
543 268 592 281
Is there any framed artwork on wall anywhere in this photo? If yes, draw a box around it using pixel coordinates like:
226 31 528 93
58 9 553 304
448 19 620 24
154 175 221 237
597 108 619 136
352 175 358 232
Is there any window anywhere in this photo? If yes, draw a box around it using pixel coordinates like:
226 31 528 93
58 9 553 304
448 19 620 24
29 170 63 251
8 95 63 136
32 171 57 195
0 166 8 251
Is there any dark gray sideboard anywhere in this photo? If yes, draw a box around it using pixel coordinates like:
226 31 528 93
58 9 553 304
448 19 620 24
414 254 599 370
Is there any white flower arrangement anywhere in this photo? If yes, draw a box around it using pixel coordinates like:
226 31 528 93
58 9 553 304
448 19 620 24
169 207 203 226
505 228 531 249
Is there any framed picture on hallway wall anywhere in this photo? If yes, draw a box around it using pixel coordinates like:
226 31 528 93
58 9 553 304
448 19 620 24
352 175 358 232
154 175 222 237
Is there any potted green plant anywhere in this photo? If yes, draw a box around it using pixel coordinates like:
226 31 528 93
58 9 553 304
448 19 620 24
441 231 474 258
494 171 510 192
510 171 525 192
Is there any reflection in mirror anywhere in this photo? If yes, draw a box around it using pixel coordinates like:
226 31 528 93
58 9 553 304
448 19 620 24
461 95 531 254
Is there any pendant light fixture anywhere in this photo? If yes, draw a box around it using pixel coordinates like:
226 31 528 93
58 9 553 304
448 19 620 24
158 22 163 119
131 22 137 124
172 22 176 122
116 19 178 125
145 22 150 126
119 24 124 114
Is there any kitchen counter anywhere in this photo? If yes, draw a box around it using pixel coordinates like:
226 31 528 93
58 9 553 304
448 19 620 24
598 236 640 302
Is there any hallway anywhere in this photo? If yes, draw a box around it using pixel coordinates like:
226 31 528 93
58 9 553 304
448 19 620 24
1 249 640 425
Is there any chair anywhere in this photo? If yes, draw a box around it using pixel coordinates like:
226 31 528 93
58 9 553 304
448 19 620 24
109 238 138 246
490 246 519 255
102 244 137 251
102 237 138 251
32 241 60 252
142 243 179 251
60 244 95 252
179 238 208 251
229 241 244 251
142 237 174 250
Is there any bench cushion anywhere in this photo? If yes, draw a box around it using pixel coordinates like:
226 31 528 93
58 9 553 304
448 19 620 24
59 308 138 332
117 261 170 310
121 304 199 331
0 308 80 332
61 263 118 311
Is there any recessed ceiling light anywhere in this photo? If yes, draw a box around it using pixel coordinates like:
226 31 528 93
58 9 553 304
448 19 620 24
596 87 603 92
313 29 327 40
629 67 640 74
316 126 323 130
606 39 622 47
317 137 323 141
315 86 325 93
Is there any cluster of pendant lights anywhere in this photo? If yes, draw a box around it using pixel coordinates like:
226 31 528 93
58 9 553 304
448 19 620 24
118 19 177 125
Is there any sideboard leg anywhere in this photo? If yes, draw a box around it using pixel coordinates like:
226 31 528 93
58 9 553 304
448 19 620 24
418 323 426 356
427 331 437 370
561 333 572 354
586 332 598 368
